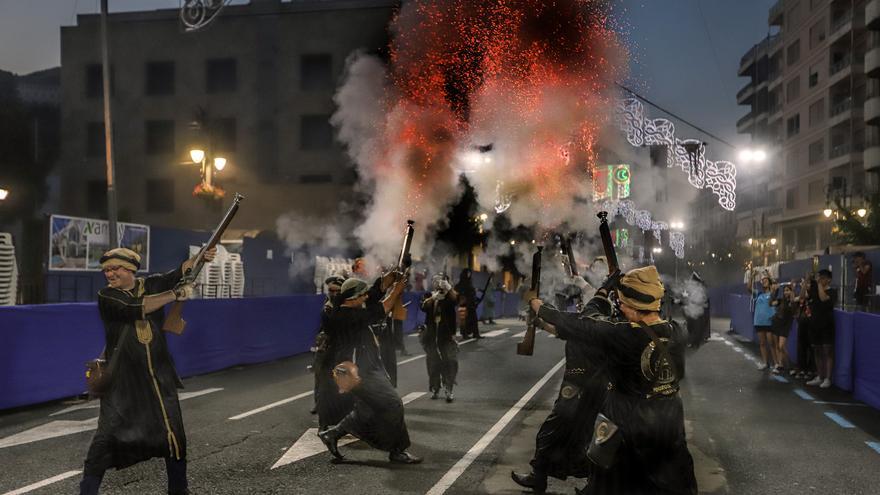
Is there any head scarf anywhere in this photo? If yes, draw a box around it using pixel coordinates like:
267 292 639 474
99 248 141 272
617 265 664 312
339 278 370 301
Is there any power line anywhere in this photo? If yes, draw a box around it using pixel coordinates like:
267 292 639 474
615 82 738 151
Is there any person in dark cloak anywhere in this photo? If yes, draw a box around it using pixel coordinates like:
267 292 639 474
455 268 480 339
311 276 345 415
512 275 607 494
530 266 698 495
420 275 459 402
317 272 422 464
79 246 215 495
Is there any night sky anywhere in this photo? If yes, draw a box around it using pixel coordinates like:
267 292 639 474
0 0 775 151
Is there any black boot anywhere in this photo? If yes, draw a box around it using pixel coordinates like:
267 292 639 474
430 388 440 400
511 470 547 494
79 474 103 495
165 457 189 495
389 450 423 464
318 425 345 460
445 386 454 403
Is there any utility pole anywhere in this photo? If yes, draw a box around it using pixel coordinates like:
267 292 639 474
100 0 119 248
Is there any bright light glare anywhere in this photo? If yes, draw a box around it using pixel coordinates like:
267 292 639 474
738 150 753 162
752 150 767 162
0 188 7 201
823 208 833 218
479 213 488 221
213 157 227 171
190 149 205 163
770 238 777 246
857 208 867 218
652 247 662 254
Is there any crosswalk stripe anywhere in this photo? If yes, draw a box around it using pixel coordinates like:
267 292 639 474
1 470 82 495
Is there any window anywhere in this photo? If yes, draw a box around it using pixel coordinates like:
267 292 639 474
786 76 800 103
206 58 237 93
300 54 332 91
145 179 175 213
87 180 107 215
787 39 801 66
145 120 175 155
808 180 825 205
786 187 798 210
213 118 237 152
788 1 802 27
809 63 820 87
85 63 113 98
809 138 824 164
300 114 333 150
145 61 175 96
809 19 826 49
786 114 801 138
786 147 801 175
808 98 825 127
299 174 333 184
86 122 104 157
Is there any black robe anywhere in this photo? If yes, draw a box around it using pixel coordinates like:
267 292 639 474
420 292 459 393
324 280 411 453
84 268 186 475
538 296 698 495
455 279 479 338
530 302 609 481
315 301 356 430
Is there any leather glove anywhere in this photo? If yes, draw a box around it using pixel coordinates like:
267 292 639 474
438 279 452 292
570 275 592 291
173 283 195 301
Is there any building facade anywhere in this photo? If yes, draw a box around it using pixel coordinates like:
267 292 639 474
738 0 880 261
58 0 396 231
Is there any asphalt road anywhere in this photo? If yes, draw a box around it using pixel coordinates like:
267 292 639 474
1 317 879 494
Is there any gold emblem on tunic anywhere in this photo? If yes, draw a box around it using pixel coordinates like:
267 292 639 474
560 385 578 399
595 420 611 444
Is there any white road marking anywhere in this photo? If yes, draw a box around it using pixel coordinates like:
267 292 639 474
459 338 477 345
480 328 509 338
50 387 224 417
813 401 868 407
0 418 98 449
1 470 82 495
510 331 526 339
425 358 566 495
397 354 427 365
229 391 314 421
271 392 427 469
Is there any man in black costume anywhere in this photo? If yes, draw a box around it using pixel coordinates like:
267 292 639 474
530 266 697 495
512 275 607 494
317 272 422 464
420 275 459 402
311 276 345 415
79 246 215 495
455 268 480 339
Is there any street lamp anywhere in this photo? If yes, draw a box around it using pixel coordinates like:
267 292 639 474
823 207 834 218
857 207 867 218
479 213 489 221
738 148 767 164
0 188 8 201
189 147 228 199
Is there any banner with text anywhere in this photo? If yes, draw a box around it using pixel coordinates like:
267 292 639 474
49 214 150 271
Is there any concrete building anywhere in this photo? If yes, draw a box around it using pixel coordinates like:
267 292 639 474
738 0 880 261
58 0 396 231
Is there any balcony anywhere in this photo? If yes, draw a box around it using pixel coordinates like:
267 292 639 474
829 142 864 169
769 0 783 26
737 112 755 133
868 0 880 29
737 83 755 104
768 102 783 123
830 55 853 76
830 11 855 42
865 145 880 171
866 96 880 124
867 45 880 77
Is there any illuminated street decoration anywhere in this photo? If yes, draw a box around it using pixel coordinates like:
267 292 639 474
179 0 231 32
494 181 512 213
616 98 737 211
601 199 686 259
594 164 631 201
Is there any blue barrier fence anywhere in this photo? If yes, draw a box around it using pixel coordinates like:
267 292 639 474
725 293 880 410
1 290 520 410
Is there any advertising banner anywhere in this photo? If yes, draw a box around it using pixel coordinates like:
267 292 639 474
49 215 150 271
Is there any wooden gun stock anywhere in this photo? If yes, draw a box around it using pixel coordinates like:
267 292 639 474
562 233 578 277
517 246 543 356
597 212 619 275
163 193 244 334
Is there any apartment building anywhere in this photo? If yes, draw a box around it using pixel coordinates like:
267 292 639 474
57 0 396 231
737 0 880 260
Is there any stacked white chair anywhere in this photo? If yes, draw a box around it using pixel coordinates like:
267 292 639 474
188 244 245 299
0 233 17 306
226 253 245 298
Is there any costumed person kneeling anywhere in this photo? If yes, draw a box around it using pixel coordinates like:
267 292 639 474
529 266 697 495
79 247 214 495
318 273 422 464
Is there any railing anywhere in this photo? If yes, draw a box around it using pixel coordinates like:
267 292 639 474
737 83 754 100
830 97 853 117
830 142 864 158
866 131 880 147
737 113 754 128
832 11 853 33
769 0 783 23
830 55 853 75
